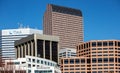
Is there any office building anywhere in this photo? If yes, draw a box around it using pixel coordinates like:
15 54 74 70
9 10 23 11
0 28 42 60
43 4 83 49
61 40 120 73
2 56 61 73
15 34 59 63
59 48 76 58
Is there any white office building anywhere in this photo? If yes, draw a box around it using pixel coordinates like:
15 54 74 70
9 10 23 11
4 56 61 73
0 28 42 60
59 48 76 58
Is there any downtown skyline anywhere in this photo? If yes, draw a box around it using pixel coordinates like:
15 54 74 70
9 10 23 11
0 0 120 41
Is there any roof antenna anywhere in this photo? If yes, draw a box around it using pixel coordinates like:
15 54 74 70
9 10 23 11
18 22 23 28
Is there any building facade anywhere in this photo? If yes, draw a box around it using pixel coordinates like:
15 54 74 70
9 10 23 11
15 34 59 63
61 40 120 73
0 28 42 60
43 4 83 49
59 48 76 58
4 56 61 73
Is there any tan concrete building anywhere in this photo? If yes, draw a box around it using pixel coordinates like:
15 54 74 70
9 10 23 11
15 34 59 63
61 40 120 73
43 4 83 49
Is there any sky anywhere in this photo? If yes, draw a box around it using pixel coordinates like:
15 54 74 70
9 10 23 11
0 0 120 41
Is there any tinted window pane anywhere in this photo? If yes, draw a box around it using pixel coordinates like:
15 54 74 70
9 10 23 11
75 59 80 64
118 42 120 47
70 59 74 64
109 58 114 62
81 59 85 63
109 41 113 46
92 58 96 63
104 58 108 62
64 59 68 64
97 42 102 46
92 42 96 47
98 58 102 62
103 42 107 46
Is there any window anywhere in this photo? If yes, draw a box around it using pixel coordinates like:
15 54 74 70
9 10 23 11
97 42 102 46
109 58 114 62
37 60 39 63
118 42 120 47
98 58 102 62
28 64 31 68
92 48 96 50
41 60 43 64
92 42 96 47
81 59 85 63
70 59 74 64
98 48 102 50
104 58 108 62
103 48 108 50
118 58 120 63
64 59 68 64
109 41 113 46
103 42 107 46
92 71 97 73
92 58 96 63
87 59 91 63
32 59 35 63
75 59 80 63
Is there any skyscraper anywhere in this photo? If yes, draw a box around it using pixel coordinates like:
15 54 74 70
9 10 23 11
43 4 83 49
0 28 42 60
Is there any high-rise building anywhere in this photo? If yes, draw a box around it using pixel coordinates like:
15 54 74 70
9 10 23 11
43 4 83 49
0 28 42 60
61 40 120 73
15 34 59 63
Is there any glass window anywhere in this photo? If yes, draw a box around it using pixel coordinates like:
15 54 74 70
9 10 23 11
64 59 68 64
92 42 96 47
109 41 113 46
92 48 96 50
81 59 85 63
70 59 74 64
103 48 108 50
92 58 96 63
118 42 120 47
98 48 102 50
98 58 102 62
37 60 39 63
109 58 114 62
118 58 120 63
97 42 102 46
32 59 35 63
103 42 107 46
92 71 97 73
75 59 80 64
41 60 43 64
104 58 108 62
28 64 31 68
87 59 91 63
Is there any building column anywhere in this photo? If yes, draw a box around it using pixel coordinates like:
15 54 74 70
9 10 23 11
50 41 52 60
31 41 33 56
27 42 30 56
43 40 45 58
24 43 26 57
21 45 23 58
18 46 20 58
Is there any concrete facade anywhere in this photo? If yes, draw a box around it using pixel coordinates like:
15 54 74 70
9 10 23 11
15 34 59 63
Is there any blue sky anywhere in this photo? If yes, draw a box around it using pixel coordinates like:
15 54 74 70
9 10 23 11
0 0 120 41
